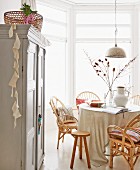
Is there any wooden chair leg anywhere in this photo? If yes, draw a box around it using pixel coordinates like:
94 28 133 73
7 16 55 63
109 141 113 168
70 137 78 169
62 135 64 143
79 136 82 159
57 131 61 149
83 137 91 169
129 148 134 170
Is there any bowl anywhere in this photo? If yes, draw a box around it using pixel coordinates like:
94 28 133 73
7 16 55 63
89 100 104 108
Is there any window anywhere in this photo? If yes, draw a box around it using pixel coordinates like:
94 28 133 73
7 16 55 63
36 1 135 104
76 12 131 99
46 41 66 102
37 2 67 107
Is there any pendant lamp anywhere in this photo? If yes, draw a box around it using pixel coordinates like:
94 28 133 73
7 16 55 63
106 0 126 58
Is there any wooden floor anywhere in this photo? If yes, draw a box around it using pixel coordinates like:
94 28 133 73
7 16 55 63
40 111 140 170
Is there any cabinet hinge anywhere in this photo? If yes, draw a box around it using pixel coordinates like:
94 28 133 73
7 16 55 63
22 66 23 72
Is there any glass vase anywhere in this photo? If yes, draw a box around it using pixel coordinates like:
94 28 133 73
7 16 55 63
108 89 113 107
105 88 113 107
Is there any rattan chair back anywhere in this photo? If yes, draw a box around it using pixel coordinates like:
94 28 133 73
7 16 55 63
129 95 140 106
49 96 78 149
76 91 100 100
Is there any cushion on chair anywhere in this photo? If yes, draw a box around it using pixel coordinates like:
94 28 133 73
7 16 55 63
57 106 75 121
109 128 140 143
76 98 86 106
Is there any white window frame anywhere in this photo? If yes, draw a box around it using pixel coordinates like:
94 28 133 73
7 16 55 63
36 0 140 105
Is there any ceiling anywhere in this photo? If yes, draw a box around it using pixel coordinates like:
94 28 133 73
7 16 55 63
61 0 140 5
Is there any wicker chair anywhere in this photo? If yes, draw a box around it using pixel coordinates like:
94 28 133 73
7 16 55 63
129 95 140 106
76 91 100 109
49 96 78 149
107 114 140 170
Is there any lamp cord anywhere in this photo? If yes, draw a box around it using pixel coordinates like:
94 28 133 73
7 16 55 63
115 0 118 47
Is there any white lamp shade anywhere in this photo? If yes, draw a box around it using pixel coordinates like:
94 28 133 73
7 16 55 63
106 46 126 58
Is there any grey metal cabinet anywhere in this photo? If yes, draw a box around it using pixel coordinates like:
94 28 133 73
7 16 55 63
0 24 48 170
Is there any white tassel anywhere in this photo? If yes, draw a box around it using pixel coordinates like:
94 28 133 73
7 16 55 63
11 87 14 97
9 25 21 128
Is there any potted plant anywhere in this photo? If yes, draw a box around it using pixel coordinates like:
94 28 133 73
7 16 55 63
20 3 37 24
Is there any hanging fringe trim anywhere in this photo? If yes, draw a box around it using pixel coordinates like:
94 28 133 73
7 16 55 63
8 25 21 128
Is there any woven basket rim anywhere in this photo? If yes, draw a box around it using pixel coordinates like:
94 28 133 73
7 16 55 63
4 11 43 32
4 11 43 17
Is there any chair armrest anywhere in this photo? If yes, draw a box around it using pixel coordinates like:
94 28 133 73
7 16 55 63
107 125 123 134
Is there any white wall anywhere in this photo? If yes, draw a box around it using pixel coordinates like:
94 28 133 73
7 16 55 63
0 0 21 23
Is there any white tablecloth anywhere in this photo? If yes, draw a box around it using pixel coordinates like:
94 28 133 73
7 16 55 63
78 103 140 167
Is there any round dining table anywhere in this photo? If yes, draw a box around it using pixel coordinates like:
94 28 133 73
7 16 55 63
78 103 140 167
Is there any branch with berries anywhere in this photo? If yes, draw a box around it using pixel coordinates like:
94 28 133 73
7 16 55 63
84 50 137 98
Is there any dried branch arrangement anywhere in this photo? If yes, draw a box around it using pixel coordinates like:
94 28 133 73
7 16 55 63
84 51 137 98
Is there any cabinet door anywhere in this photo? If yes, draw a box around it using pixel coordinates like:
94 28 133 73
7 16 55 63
26 42 37 170
36 47 45 169
0 38 22 170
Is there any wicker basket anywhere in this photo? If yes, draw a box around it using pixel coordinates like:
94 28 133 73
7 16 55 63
4 11 43 32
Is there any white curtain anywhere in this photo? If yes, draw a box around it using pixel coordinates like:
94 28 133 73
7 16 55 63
21 0 36 11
